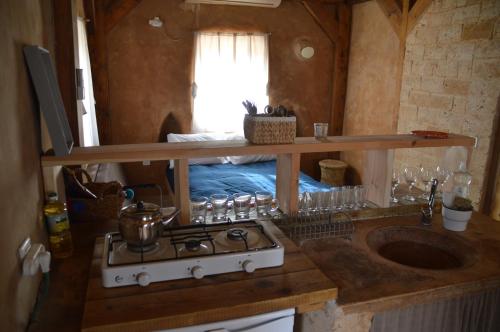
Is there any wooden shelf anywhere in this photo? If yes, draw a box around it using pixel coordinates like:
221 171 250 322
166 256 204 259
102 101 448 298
41 133 474 224
41 134 475 166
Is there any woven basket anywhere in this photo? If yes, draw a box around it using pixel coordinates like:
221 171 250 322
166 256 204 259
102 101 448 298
64 167 124 222
319 159 348 186
243 115 296 144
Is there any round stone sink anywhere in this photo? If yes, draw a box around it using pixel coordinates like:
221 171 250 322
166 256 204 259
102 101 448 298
366 226 478 270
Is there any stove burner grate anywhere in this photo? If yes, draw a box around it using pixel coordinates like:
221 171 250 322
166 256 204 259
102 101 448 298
185 238 202 252
126 242 158 253
227 228 248 241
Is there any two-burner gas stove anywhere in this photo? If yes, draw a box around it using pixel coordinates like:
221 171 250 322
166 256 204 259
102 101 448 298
101 220 284 288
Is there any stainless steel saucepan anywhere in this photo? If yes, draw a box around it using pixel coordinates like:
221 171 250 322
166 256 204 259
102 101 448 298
118 201 179 248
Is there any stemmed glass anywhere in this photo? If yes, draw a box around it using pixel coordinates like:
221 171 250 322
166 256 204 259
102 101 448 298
391 169 400 203
403 166 419 202
419 166 436 200
435 165 451 198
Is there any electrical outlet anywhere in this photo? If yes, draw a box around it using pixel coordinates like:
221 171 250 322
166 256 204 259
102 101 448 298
18 237 31 261
142 160 151 166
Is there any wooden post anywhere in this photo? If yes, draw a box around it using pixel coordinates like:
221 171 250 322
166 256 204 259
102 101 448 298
363 150 394 208
276 153 300 214
174 159 190 225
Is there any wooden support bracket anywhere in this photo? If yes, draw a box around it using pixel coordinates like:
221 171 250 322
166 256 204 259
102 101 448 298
407 0 433 33
376 0 402 37
302 1 339 44
174 159 190 225
276 153 301 214
105 0 143 33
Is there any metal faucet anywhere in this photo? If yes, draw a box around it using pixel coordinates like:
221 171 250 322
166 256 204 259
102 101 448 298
421 178 438 226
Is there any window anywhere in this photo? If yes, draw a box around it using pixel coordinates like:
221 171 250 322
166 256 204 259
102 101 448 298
76 17 99 147
192 32 269 134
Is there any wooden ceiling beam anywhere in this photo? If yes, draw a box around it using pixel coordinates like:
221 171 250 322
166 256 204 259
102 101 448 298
407 0 433 33
105 0 143 33
376 0 402 37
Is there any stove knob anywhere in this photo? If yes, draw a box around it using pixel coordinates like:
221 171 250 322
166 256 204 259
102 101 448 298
243 260 256 273
191 266 205 279
136 272 151 287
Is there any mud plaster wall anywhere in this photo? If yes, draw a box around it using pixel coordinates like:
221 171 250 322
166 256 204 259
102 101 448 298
394 0 500 208
0 0 54 330
341 1 400 184
106 0 334 189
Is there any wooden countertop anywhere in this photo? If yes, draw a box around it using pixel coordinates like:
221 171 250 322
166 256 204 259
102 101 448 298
301 212 500 314
30 220 337 332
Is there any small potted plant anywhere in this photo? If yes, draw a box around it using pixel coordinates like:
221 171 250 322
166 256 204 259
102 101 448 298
442 195 473 232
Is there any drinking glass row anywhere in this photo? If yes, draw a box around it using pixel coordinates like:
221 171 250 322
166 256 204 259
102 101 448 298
190 191 279 224
298 185 369 214
391 165 452 203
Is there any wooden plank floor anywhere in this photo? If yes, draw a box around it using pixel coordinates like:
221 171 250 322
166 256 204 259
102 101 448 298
82 223 338 332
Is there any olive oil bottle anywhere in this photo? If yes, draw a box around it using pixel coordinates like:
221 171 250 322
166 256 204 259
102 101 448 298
43 192 73 258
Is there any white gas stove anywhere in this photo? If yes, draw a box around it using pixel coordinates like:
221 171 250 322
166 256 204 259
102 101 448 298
101 219 284 288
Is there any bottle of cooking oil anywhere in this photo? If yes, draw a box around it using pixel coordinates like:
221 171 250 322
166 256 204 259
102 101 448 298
43 192 73 258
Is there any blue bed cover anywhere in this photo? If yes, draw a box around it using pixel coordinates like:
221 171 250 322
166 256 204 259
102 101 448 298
167 160 330 198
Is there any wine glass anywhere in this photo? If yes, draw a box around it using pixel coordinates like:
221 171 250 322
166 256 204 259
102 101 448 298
403 166 419 202
419 166 436 200
391 169 400 203
435 165 451 198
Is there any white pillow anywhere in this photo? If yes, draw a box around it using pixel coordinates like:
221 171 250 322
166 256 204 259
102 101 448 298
224 133 276 165
167 133 230 168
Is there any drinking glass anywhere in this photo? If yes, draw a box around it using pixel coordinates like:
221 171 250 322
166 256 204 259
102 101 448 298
391 169 400 203
341 186 354 210
210 194 229 221
314 123 329 139
299 191 312 215
255 191 279 217
330 187 342 210
190 196 208 224
233 192 251 220
354 185 367 209
319 189 332 212
403 166 419 202
309 191 321 213
419 166 436 200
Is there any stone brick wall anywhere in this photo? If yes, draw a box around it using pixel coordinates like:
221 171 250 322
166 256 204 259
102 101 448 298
395 0 500 207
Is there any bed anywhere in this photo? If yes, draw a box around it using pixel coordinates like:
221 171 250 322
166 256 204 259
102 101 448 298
167 160 330 199
165 133 330 199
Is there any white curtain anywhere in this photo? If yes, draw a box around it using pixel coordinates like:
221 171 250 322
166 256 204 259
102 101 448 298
76 17 99 147
192 32 269 134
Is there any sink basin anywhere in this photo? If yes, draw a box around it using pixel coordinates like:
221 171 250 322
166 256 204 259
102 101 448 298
366 226 477 270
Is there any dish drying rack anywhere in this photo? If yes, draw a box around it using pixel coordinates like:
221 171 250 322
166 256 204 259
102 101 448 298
273 211 355 244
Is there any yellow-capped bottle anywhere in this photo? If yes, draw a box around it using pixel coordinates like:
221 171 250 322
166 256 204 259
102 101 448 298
44 192 73 258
